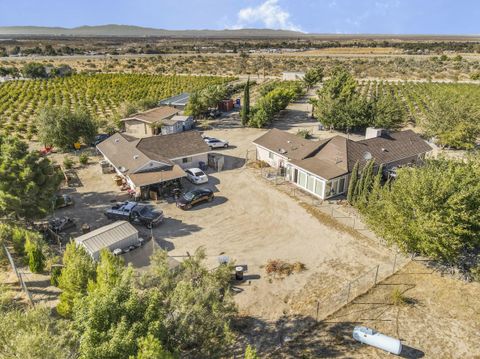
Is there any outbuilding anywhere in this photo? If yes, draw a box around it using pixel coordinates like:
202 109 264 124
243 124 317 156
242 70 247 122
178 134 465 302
74 221 139 261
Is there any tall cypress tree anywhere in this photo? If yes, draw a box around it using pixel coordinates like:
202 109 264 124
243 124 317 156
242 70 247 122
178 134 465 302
361 160 375 197
347 161 359 204
241 78 250 126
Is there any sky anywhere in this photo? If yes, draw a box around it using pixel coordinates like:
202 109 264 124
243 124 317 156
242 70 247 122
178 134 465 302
0 0 478 35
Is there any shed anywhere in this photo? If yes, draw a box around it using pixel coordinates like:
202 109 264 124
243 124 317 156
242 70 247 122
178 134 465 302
159 92 190 109
74 221 139 261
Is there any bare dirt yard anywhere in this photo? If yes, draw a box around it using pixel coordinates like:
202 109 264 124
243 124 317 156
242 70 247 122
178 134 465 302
19 98 477 356
274 260 480 359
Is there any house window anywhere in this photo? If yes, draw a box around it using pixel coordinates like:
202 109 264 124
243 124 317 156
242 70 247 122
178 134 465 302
297 171 307 188
315 179 324 196
182 157 192 164
339 177 346 193
306 175 315 192
325 181 332 196
269 151 274 160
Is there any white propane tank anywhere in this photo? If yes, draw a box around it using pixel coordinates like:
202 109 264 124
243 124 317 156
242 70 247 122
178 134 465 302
353 326 402 355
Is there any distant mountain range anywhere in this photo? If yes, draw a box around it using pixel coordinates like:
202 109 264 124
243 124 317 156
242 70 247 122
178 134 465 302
0 25 305 38
0 25 478 40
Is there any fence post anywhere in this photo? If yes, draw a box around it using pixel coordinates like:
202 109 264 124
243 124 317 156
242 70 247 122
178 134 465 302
374 265 379 285
392 252 398 273
346 282 351 304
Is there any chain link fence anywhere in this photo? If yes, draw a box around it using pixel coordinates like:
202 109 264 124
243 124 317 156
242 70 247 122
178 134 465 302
312 254 409 322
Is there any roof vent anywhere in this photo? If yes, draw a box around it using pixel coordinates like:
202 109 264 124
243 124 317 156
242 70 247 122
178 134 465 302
287 140 291 144
133 155 139 160
279 148 287 154
381 148 388 152
114 138 120 143
118 166 127 173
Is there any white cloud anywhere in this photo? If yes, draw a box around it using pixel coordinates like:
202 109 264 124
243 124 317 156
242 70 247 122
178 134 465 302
234 0 302 32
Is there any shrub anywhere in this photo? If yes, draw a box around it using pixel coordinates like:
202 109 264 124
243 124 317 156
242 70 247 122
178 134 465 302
78 153 89 165
296 129 311 139
389 288 408 306
63 157 74 169
24 237 45 273
265 259 306 278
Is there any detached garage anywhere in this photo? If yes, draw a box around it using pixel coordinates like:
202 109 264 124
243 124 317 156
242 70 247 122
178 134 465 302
74 221 139 261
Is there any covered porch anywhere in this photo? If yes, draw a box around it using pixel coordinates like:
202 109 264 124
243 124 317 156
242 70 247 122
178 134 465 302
285 164 348 200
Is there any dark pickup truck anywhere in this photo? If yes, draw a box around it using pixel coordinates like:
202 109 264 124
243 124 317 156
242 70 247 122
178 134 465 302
104 201 163 228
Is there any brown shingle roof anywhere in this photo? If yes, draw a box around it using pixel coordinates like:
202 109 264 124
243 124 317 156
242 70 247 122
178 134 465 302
348 130 433 170
253 128 327 161
291 136 350 179
97 133 157 174
122 106 180 124
129 164 186 187
137 131 210 160
97 131 209 183
255 129 432 180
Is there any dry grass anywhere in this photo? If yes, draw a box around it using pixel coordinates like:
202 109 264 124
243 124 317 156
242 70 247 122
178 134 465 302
389 288 409 306
265 259 306 278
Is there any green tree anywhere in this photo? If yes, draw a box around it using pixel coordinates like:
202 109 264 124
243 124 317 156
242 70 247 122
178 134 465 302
22 62 47 78
57 242 96 317
347 161 359 204
241 79 250 126
0 135 62 220
0 306 76 359
37 106 98 150
367 94 406 130
422 95 480 149
303 66 324 89
24 236 45 273
362 157 480 267
132 335 176 359
184 91 204 117
244 345 260 359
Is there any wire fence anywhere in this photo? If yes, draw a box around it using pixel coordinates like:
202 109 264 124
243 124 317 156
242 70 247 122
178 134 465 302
251 164 412 321
311 254 410 322
2 244 34 306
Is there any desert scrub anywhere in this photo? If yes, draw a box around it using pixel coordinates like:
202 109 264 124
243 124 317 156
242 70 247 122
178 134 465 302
78 153 89 165
296 129 312 139
265 259 306 278
63 157 74 169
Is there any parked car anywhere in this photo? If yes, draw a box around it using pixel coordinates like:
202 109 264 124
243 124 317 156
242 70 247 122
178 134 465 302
92 133 110 146
48 216 76 233
176 188 214 210
105 201 163 228
54 194 74 209
204 137 229 149
185 168 208 184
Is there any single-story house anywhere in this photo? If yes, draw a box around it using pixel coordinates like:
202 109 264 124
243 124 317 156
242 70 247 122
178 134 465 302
74 221 139 261
161 115 194 135
158 92 190 110
282 72 305 81
253 128 432 200
97 131 210 190
121 106 180 138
